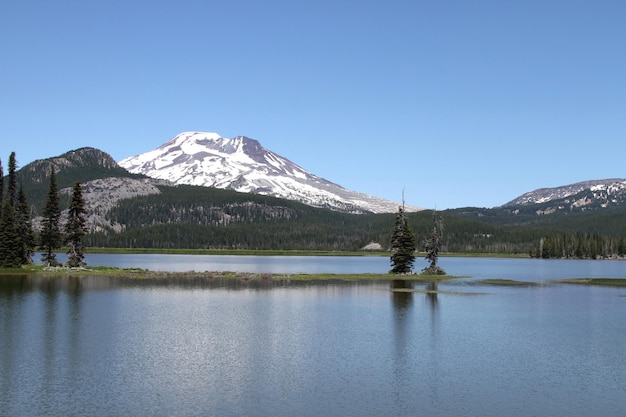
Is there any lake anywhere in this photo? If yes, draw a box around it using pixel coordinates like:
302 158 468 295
43 252 626 281
1 256 625 416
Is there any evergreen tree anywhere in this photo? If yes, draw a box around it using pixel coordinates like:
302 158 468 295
0 199 21 268
7 152 18 207
390 204 416 274
423 211 445 275
40 167 61 266
64 182 87 267
16 185 35 264
0 157 4 209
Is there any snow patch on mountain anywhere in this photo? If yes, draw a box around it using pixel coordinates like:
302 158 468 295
119 132 419 214
503 178 626 214
504 179 626 207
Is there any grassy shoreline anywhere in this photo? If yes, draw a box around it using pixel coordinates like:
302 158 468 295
554 278 626 287
3 264 459 282
3 265 625 287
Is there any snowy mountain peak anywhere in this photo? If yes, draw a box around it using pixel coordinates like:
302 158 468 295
119 132 419 214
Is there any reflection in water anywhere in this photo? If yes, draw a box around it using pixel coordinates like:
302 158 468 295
426 281 438 312
391 279 413 312
390 280 413 410
390 279 442 411
425 281 440 408
67 278 83 383
43 280 59 412
2 273 626 416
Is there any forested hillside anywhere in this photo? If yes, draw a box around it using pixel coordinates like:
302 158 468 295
83 185 555 253
5 147 626 257
448 205 626 237
16 147 143 212
85 185 391 250
447 206 626 258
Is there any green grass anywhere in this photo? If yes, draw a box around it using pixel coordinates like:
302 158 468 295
393 288 489 295
2 264 461 282
555 278 626 287
284 273 459 282
476 279 540 286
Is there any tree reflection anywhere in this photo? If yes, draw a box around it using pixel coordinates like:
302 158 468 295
391 279 413 312
426 281 438 312
390 279 413 408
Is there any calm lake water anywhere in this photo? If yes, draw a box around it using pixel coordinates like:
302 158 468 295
1 256 625 416
46 252 626 281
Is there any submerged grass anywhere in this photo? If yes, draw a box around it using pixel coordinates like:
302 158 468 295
393 288 489 295
476 278 540 287
555 278 626 287
4 264 462 282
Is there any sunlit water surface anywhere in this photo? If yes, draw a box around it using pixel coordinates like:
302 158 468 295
1 256 625 416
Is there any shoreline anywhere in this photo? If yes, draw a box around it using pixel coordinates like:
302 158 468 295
81 247 531 258
1 265 625 287
3 265 457 282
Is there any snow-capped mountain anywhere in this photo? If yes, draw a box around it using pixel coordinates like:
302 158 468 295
504 178 626 209
119 132 417 214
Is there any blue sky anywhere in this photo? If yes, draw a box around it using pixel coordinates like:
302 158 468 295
2 0 625 209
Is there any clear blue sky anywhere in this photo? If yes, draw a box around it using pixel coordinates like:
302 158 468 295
2 0 625 209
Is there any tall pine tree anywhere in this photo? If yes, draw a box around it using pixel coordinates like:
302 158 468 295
390 204 416 274
423 210 445 275
16 185 35 264
0 199 21 268
0 157 4 208
7 152 18 207
64 182 87 267
40 167 61 266
0 152 24 268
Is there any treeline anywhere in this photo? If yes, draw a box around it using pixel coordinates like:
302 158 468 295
84 191 551 254
0 152 88 268
0 153 36 267
530 233 626 259
449 205 626 238
85 188 626 256
5 149 626 258
106 185 302 228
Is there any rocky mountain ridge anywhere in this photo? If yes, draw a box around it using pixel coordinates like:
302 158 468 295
14 147 167 232
504 178 626 213
9 146 626 252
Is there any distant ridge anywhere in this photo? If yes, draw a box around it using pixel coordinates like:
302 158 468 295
503 178 626 211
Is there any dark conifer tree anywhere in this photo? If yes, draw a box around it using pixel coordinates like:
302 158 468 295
64 182 87 267
7 152 18 207
390 204 416 274
0 199 21 268
40 167 61 266
16 185 35 264
0 157 4 209
423 211 445 275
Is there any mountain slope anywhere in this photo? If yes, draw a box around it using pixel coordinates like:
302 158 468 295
16 147 146 207
504 178 626 208
15 147 166 231
118 131 417 214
